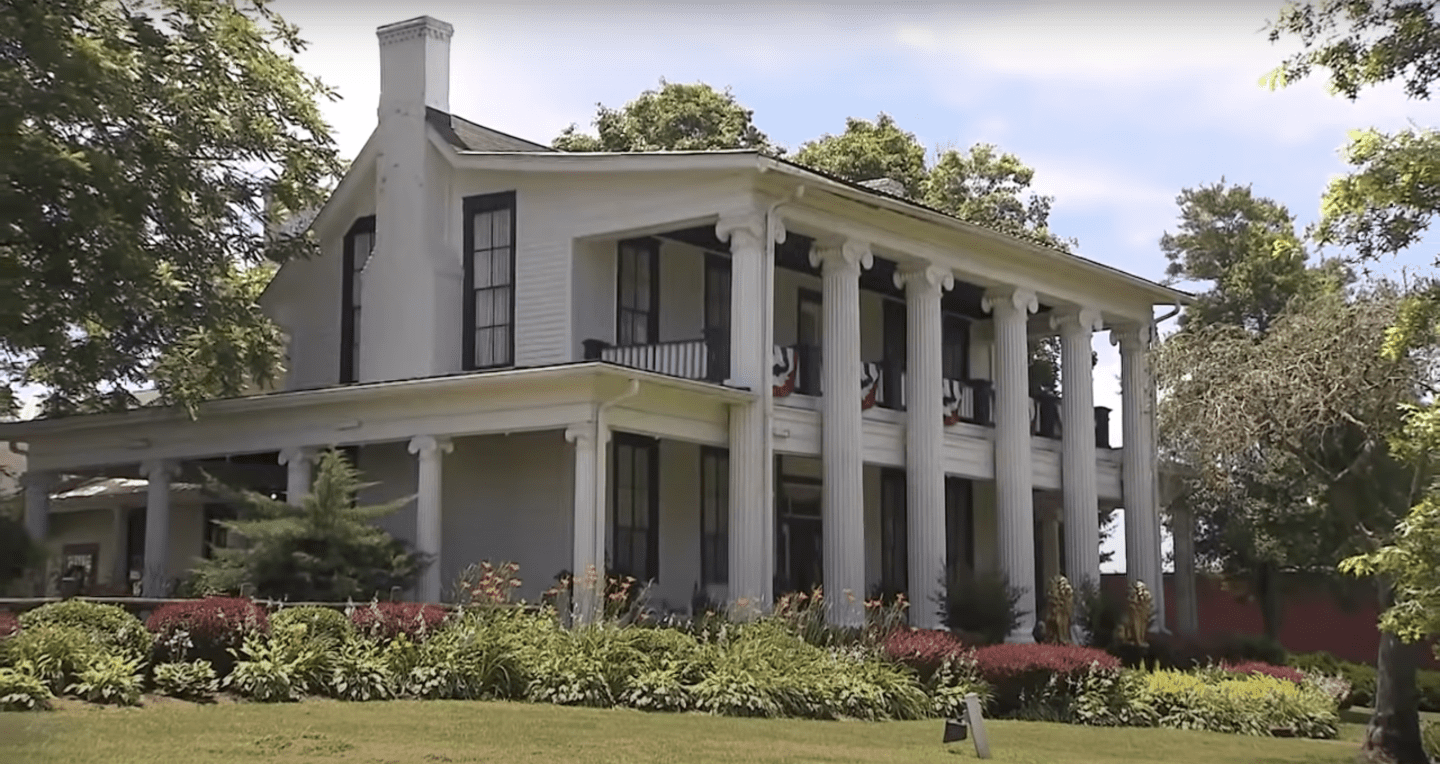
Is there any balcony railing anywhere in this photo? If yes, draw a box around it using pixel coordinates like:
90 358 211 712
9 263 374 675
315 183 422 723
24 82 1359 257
582 331 727 383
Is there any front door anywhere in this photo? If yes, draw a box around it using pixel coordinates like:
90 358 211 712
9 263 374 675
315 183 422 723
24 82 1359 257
775 478 823 596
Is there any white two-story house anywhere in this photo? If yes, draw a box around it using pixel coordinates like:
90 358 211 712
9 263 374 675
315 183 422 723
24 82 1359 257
4 16 1187 640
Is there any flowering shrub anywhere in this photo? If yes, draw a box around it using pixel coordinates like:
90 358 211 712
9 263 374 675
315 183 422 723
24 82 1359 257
350 602 449 643
19 601 151 663
0 611 18 640
972 643 1118 714
147 597 268 675
1222 661 1305 684
1143 669 1338 738
882 629 972 683
453 561 523 607
1303 672 1353 710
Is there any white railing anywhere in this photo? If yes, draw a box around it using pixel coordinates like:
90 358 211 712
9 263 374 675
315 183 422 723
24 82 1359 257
599 338 709 380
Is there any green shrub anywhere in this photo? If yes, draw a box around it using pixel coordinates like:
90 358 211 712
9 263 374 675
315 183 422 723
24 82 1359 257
937 570 1025 646
1424 720 1440 759
1417 669 1440 713
1 625 102 693
223 624 330 702
525 624 645 707
1142 670 1339 739
1287 651 1343 676
152 660 218 701
146 597 268 677
399 608 545 700
67 655 143 706
1066 667 1157 727
0 667 53 711
323 639 394 701
271 606 353 646
1074 581 1125 650
19 601 151 663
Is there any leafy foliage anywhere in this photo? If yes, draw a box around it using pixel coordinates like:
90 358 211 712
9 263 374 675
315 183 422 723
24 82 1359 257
0 667 52 711
350 602 449 643
189 449 424 601
792 114 928 197
146 596 268 675
922 143 1075 251
223 624 328 702
321 639 393 702
553 80 777 154
0 611 18 640
971 643 1119 715
1266 0 1440 101
1141 670 1339 739
0 0 343 415
19 601 151 663
271 606 353 646
936 569 1026 645
152 660 219 702
0 625 101 694
67 654 142 706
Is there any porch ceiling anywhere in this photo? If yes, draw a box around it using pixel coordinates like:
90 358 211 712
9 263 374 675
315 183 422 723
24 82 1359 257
8 363 751 473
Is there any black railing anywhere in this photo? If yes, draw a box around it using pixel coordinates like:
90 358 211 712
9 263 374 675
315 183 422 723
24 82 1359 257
583 335 727 383
1031 394 1062 438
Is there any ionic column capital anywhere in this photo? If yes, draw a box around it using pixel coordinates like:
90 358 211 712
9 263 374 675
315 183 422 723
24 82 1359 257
715 207 784 250
407 435 453 460
140 459 179 481
1051 306 1105 338
809 238 873 274
564 422 597 449
981 286 1038 318
893 263 954 295
278 446 317 466
1109 321 1155 353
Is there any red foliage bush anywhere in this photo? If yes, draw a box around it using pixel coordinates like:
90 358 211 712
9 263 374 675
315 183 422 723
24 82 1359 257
0 610 17 639
883 629 973 681
349 602 449 642
1223 661 1305 684
147 597 268 674
973 643 1120 713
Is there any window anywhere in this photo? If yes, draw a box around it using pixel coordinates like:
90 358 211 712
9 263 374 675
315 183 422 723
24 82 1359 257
699 447 728 586
879 468 907 596
703 253 731 381
612 433 659 581
463 192 516 369
340 216 376 383
882 299 906 408
617 238 660 345
945 476 974 579
202 503 237 559
60 543 99 589
797 289 822 395
941 312 970 381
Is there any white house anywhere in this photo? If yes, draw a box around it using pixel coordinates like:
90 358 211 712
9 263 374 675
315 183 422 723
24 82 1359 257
2 16 1188 641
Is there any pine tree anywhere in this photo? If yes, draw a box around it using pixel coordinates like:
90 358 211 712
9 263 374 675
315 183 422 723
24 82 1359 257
191 449 425 601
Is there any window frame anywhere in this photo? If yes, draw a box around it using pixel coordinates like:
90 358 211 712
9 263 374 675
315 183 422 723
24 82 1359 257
945 476 975 579
699 446 729 587
941 311 971 381
610 432 660 582
339 216 376 384
462 191 518 370
879 467 908 596
202 503 237 560
616 237 661 346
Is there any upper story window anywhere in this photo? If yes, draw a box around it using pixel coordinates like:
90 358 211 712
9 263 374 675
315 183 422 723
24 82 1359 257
463 192 517 369
340 216 376 384
616 238 659 345
941 312 970 380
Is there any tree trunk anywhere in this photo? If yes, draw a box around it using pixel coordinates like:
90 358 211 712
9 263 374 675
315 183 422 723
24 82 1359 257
1257 563 1284 641
1361 581 1429 764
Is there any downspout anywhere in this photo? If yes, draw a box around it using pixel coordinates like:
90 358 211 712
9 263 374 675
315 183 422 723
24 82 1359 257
8 442 26 456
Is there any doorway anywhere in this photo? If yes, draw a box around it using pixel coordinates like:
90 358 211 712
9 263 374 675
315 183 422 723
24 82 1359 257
775 474 823 596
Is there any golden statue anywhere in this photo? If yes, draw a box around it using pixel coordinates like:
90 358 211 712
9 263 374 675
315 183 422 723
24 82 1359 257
1041 575 1074 645
1113 580 1153 647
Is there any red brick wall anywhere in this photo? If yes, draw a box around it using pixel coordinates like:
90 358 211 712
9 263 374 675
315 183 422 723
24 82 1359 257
1099 572 1437 669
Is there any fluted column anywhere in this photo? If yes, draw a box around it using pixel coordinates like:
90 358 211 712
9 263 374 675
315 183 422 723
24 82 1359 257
566 421 608 624
21 471 53 545
896 264 953 629
1053 307 1104 592
110 506 129 587
408 435 453 603
141 459 179 597
279 446 317 507
717 209 778 614
1112 322 1162 631
984 286 1039 642
812 239 872 626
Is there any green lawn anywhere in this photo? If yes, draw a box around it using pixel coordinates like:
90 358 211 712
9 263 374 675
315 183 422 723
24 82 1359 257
0 698 1365 764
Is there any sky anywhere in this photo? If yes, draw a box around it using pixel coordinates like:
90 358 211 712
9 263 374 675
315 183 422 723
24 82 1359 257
273 0 1437 574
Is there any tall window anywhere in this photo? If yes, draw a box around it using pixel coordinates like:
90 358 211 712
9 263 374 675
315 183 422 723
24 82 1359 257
879 467 907 596
703 253 731 381
463 192 516 369
941 312 970 381
202 503 237 559
617 238 660 345
699 447 728 586
612 433 659 581
945 476 974 579
796 289 822 395
340 216 375 383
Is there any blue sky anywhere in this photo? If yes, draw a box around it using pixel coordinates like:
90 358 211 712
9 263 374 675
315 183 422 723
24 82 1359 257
273 0 1436 573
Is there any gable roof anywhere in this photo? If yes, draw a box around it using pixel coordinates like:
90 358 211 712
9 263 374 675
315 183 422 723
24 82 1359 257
425 108 553 153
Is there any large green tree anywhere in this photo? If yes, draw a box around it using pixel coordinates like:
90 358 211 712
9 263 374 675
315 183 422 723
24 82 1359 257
792 113 929 198
1265 3 1440 760
553 79 778 154
0 0 342 417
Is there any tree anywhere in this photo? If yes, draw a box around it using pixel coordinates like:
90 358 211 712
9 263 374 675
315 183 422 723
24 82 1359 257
923 143 1076 253
1267 3 1440 760
553 79 779 154
0 0 342 417
189 449 425 601
792 113 929 198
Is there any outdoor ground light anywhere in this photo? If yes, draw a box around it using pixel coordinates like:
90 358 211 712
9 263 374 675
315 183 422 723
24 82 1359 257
942 692 991 759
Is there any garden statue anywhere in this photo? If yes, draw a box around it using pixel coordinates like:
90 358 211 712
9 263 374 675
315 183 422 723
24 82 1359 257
1113 580 1153 647
1041 574 1074 645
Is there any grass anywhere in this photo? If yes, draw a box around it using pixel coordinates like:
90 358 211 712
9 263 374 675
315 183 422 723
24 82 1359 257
0 697 1368 764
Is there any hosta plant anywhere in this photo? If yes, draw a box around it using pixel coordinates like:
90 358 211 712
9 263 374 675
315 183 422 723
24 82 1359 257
68 655 143 706
0 667 52 711
324 640 394 701
19 601 151 664
152 660 219 701
2 625 102 694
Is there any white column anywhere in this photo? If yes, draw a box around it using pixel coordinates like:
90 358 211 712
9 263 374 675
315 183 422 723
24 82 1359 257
279 446 316 507
1172 505 1199 636
1112 322 1162 631
408 435 453 603
565 421 608 624
984 286 1039 642
811 239 872 626
21 471 53 544
717 209 777 615
1053 307 1104 592
896 264 953 630
110 506 129 587
141 459 178 597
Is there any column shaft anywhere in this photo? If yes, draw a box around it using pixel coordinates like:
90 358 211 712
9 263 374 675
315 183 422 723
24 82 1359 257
111 507 129 587
1114 323 1162 631
409 435 453 603
566 421 607 624
1173 506 1199 636
1054 308 1103 592
897 265 952 630
280 446 316 507
141 460 177 597
813 241 871 625
986 287 1039 642
21 471 52 545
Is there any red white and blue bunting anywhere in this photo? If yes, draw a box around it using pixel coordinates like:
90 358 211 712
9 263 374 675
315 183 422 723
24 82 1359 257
772 345 797 398
860 362 880 410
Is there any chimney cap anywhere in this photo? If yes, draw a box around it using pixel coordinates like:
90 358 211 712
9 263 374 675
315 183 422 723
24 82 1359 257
376 16 454 46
